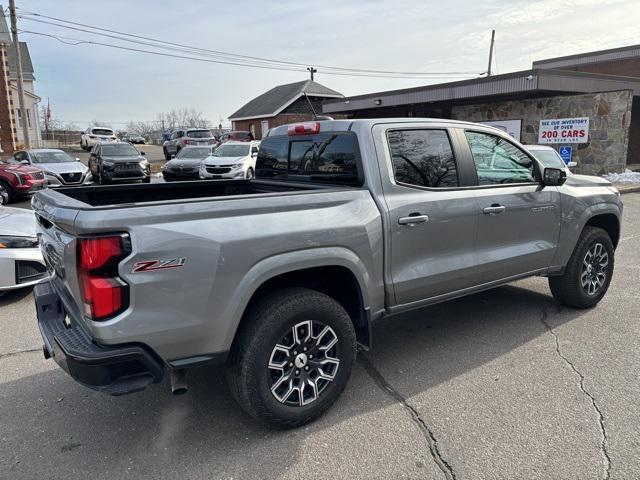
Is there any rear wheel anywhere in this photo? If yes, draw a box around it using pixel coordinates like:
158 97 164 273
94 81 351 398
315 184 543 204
163 148 171 161
0 180 12 203
549 226 614 308
227 288 356 429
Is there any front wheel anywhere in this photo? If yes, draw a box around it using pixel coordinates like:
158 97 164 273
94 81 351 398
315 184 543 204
245 167 254 179
0 180 12 204
549 226 615 308
227 288 356 429
163 148 171 161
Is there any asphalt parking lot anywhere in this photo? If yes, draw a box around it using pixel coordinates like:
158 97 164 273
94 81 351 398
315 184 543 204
1 193 639 480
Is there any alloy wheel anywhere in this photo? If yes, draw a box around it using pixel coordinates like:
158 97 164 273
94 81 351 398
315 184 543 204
268 320 340 406
581 242 609 296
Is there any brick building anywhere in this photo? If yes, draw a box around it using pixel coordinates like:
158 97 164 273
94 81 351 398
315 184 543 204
0 9 41 154
229 80 343 139
323 44 640 175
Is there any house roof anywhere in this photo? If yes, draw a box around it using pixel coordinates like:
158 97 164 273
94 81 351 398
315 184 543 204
323 68 640 114
533 44 640 70
229 80 343 120
0 9 35 81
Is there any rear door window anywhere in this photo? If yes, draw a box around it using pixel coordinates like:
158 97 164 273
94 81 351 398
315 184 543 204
387 129 458 188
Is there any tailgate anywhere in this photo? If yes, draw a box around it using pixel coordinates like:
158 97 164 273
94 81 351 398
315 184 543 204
36 213 86 324
32 192 85 324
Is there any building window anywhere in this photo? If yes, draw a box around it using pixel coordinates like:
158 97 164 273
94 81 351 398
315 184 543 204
15 109 32 128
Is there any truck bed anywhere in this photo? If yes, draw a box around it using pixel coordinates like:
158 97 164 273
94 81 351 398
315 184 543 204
41 179 337 209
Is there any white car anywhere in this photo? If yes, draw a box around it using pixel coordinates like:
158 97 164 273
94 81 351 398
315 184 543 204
526 145 577 173
80 127 118 151
13 149 92 187
199 141 260 180
0 205 47 292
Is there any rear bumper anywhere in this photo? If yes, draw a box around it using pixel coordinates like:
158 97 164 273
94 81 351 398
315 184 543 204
34 280 164 395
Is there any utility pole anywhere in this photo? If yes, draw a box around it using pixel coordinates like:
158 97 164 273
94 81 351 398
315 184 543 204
486 29 495 77
9 0 30 149
307 66 317 81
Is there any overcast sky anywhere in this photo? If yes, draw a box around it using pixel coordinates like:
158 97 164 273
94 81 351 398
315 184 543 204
16 0 640 129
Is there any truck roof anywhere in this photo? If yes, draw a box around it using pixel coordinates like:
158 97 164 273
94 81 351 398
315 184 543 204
266 118 507 137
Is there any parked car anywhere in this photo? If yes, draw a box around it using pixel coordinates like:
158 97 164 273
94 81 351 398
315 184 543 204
199 141 260 180
0 158 46 203
80 127 118 150
526 145 577 172
122 134 146 144
13 149 92 187
88 142 150 184
0 205 48 292
219 130 253 143
32 119 621 429
163 128 216 160
162 145 215 182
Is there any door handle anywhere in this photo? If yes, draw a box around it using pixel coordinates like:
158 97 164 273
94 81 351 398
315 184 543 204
398 214 429 226
483 205 506 215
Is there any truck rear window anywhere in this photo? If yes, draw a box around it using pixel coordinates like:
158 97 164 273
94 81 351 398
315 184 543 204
256 133 360 185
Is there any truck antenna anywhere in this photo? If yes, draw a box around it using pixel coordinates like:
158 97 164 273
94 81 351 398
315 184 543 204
303 93 333 121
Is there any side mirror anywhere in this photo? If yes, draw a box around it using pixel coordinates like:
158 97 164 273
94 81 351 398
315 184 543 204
543 167 567 187
567 161 577 168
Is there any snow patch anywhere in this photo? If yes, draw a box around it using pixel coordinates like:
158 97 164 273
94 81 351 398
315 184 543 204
604 169 640 184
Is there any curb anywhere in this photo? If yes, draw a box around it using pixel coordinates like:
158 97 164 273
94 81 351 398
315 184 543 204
615 185 640 195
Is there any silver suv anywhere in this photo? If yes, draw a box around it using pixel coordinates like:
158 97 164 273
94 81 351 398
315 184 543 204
162 128 215 160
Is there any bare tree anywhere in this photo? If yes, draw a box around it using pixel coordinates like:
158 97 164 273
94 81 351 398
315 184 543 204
126 120 159 138
89 119 111 128
156 108 211 131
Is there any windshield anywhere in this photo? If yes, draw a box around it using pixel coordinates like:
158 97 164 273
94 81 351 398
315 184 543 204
101 144 139 156
187 130 212 139
213 144 250 157
530 149 566 169
176 147 212 159
92 128 113 136
31 151 75 164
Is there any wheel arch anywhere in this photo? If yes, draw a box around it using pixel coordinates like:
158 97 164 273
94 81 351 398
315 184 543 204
585 213 620 248
224 249 375 351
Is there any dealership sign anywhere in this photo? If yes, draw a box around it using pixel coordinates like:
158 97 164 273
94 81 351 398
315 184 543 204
538 117 589 144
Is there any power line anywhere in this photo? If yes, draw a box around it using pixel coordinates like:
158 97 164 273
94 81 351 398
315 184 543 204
21 30 477 80
15 8 480 78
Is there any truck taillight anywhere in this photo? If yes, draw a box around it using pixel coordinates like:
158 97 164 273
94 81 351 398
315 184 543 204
288 122 321 136
77 234 131 321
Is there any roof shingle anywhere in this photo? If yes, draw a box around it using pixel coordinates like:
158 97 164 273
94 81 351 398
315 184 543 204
229 80 342 120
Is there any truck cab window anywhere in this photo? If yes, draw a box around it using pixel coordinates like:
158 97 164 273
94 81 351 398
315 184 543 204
465 131 535 185
387 129 458 188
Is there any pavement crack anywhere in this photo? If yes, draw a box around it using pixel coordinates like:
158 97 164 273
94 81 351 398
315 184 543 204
359 353 456 480
539 306 611 480
0 347 41 360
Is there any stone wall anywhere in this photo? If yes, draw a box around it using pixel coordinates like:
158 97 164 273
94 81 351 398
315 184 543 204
451 90 634 175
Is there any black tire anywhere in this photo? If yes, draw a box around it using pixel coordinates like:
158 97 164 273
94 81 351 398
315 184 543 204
246 167 254 180
0 180 13 203
163 148 171 161
549 226 614 309
98 169 108 185
227 288 356 429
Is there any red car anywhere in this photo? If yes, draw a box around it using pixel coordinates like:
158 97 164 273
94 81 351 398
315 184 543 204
0 158 47 203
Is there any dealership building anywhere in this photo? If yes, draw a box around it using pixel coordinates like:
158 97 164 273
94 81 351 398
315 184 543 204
323 44 640 175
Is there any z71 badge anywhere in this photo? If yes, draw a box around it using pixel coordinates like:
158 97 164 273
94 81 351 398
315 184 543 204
132 258 186 273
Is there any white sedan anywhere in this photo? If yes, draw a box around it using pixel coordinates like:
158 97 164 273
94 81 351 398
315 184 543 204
0 204 48 292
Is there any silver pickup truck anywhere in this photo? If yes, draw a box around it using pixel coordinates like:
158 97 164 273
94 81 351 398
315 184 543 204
32 119 622 428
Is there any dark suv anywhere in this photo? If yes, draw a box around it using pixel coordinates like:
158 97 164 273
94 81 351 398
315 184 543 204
88 143 151 185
